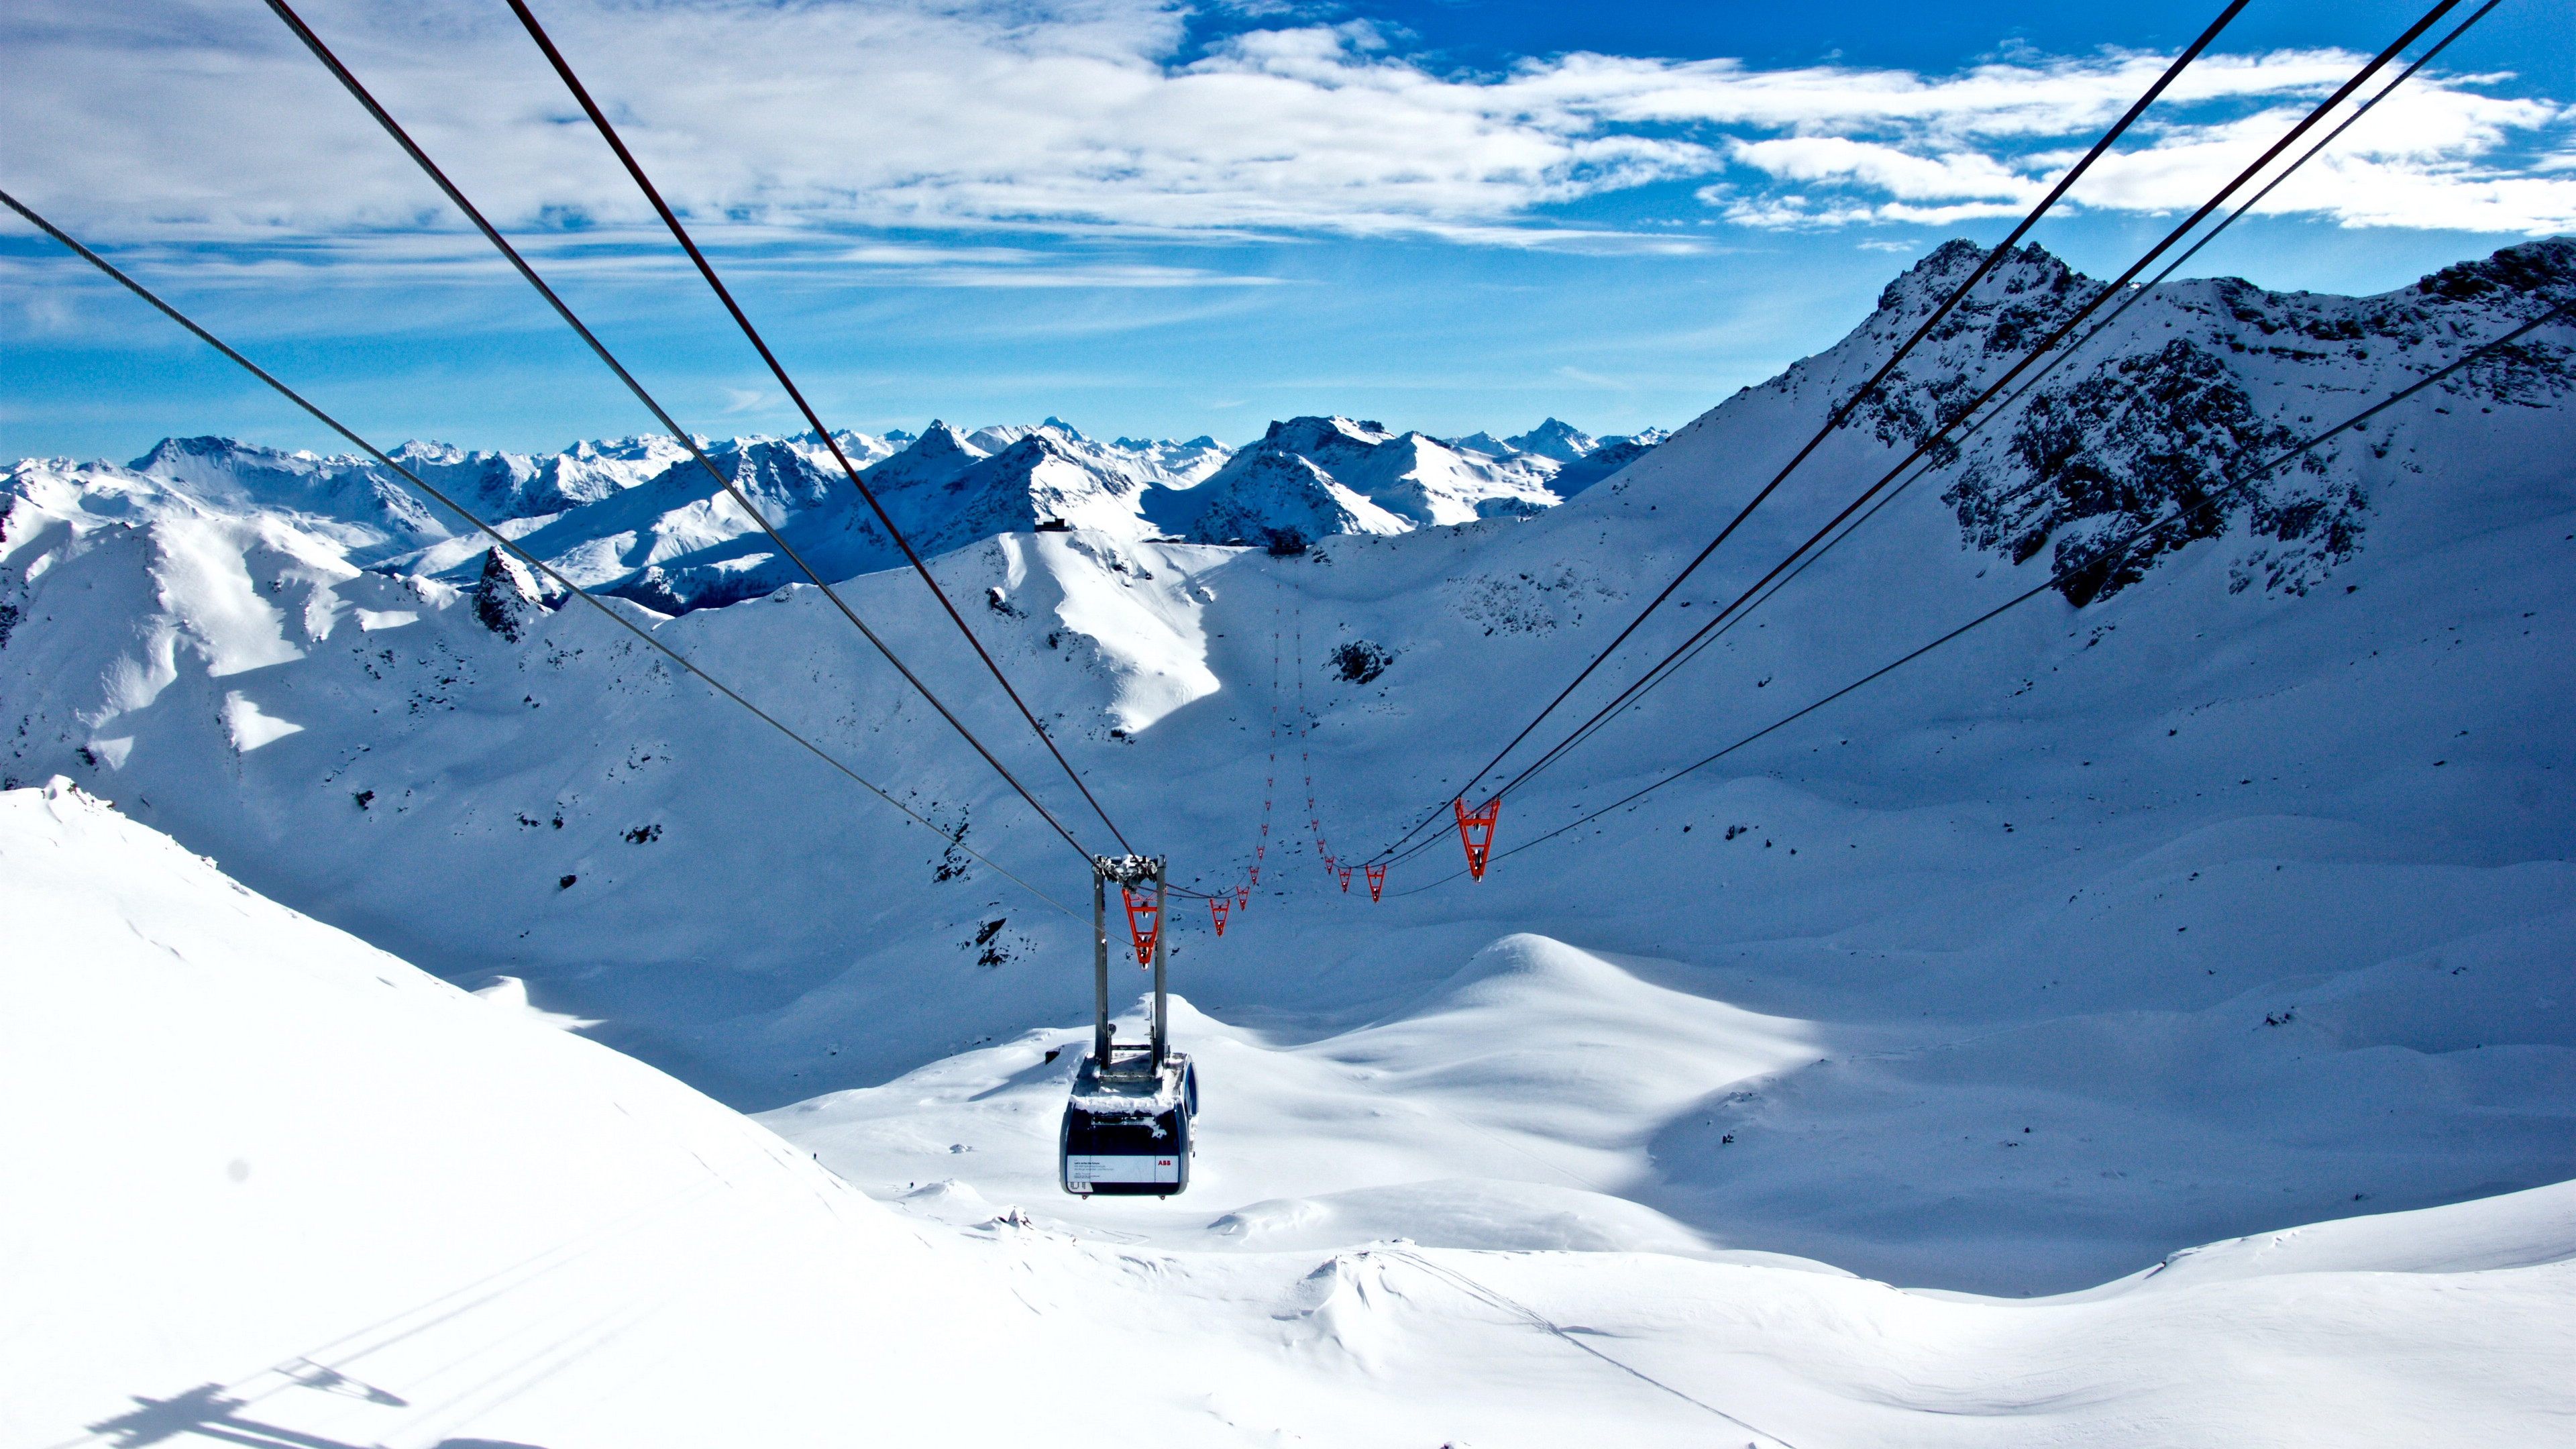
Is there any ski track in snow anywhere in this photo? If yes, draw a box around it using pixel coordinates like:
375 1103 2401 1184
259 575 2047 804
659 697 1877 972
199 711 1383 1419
5 239 2575 1443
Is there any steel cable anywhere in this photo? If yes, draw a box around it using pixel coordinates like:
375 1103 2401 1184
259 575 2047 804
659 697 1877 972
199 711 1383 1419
258 0 1102 869
1385 294 2572 896
1452 0 2508 822
500 0 1137 858
1364 0 2257 866
0 188 1084 922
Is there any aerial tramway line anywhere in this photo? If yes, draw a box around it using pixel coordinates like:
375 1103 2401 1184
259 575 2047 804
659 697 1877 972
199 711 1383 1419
1344 0 2496 892
9 0 1234 1199
1470 0 2514 824
11 0 2523 1207
1187 589 1391 921
466 0 2514 1199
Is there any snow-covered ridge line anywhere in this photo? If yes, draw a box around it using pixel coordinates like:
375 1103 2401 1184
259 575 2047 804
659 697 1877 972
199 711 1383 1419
13 412 1663 616
1815 235 2576 604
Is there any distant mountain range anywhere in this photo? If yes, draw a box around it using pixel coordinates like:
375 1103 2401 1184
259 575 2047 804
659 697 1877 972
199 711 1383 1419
50 415 1665 614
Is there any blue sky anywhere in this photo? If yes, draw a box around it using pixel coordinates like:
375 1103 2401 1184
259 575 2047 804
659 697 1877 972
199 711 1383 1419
5 0 2572 462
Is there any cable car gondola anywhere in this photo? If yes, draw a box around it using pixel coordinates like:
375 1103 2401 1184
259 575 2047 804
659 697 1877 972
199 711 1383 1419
1061 855 1199 1197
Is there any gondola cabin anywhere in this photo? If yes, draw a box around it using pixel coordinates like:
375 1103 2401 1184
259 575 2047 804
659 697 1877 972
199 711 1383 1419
1061 853 1201 1197
1060 1043 1196 1196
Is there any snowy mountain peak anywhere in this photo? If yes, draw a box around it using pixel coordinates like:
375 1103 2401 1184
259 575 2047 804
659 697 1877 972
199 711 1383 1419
1619 233 2576 613
1179 415 1568 542
1504 417 1598 462
1258 415 1392 451
1872 237 2093 325
869 421 991 484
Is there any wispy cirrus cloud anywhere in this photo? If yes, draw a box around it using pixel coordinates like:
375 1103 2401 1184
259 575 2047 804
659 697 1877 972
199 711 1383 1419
1 0 2569 272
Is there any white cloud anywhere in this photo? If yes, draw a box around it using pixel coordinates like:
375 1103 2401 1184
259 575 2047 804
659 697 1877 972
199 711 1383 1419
1 0 2569 266
1729 138 2044 203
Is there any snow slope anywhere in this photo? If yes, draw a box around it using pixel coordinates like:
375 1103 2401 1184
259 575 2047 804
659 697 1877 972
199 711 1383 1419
9 779 2573 1448
3 235 2571 1336
0 779 1037 1448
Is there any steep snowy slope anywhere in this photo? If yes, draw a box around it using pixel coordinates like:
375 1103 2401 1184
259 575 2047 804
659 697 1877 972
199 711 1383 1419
11 778 2573 1448
3 237 2571 1310
0 779 1039 1447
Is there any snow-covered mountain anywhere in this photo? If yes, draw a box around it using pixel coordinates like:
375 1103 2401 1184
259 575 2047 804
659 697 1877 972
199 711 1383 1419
1171 414 1672 545
46 412 1655 614
5 235 2574 1439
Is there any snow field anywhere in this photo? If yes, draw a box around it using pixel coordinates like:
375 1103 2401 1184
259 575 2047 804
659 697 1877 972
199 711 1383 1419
0 781 1038 1448
9 780 2572 1445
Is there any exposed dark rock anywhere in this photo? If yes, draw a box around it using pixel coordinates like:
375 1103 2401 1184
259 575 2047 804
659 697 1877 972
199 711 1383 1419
473 547 547 642
1330 640 1393 684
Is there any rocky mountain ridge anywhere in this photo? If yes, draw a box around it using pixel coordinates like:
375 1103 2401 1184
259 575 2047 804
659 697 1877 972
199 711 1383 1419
1827 235 2576 604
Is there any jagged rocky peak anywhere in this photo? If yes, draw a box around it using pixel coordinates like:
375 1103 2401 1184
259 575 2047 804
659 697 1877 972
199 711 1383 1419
1872 237 2094 325
124 435 448 545
1175 414 1573 541
869 420 987 475
1819 233 2576 608
1442 419 1669 496
131 434 333 488
922 419 986 453
2411 236 2576 303
1505 418 1598 462
472 546 547 643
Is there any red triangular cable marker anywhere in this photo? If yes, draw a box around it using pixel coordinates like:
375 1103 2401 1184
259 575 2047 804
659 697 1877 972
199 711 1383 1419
1364 863 1386 901
1234 884 1249 910
1119 884 1160 968
1209 898 1229 936
1248 863 1260 886
1338 867 1353 893
1452 796 1501 881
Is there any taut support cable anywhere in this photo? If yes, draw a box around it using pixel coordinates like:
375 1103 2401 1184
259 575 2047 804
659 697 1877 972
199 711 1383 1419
0 188 1082 922
1385 295 2571 895
502 0 1137 857
1389 0 2462 864
1377 0 2255 857
260 0 1102 869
